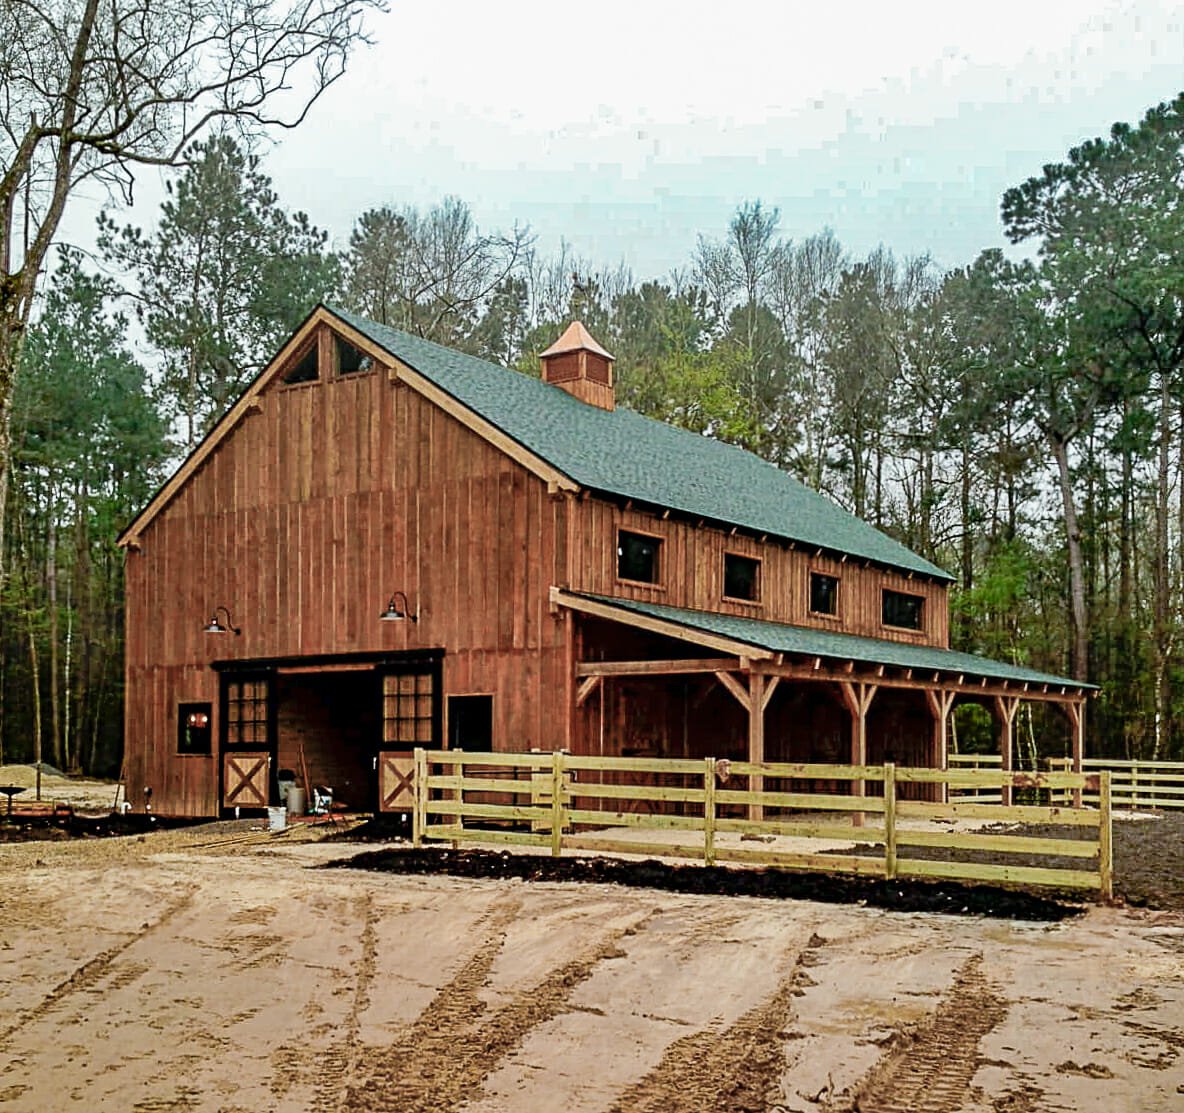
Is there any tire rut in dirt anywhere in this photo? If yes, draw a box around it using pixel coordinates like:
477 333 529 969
340 898 642 1113
837 954 1009 1113
601 930 821 1113
0 886 196 1046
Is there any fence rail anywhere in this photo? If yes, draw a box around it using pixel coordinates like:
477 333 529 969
412 750 1112 900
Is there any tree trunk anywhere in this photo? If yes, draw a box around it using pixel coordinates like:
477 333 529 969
1050 434 1088 682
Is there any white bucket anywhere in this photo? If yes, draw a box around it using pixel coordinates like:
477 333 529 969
286 786 306 817
267 806 287 832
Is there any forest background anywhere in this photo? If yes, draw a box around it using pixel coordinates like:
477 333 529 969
4 92 1184 777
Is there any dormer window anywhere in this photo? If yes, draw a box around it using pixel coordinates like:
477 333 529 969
882 588 923 631
617 530 661 584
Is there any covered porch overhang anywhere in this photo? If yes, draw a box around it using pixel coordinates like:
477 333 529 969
552 588 1095 815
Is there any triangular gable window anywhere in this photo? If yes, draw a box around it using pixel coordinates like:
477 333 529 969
337 336 372 376
283 344 319 384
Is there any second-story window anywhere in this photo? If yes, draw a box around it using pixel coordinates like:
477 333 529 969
810 572 839 616
882 588 924 630
723 553 760 601
617 530 661 584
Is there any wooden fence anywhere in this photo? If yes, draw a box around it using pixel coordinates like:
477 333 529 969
1048 757 1184 811
412 750 1112 900
948 753 1004 803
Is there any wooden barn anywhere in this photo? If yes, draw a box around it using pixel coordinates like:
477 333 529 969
117 307 1091 816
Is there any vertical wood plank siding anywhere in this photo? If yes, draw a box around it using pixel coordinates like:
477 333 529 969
125 337 570 815
566 502 949 646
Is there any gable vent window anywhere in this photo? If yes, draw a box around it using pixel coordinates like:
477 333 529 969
810 572 839 616
723 553 760 602
283 344 319 384
882 589 924 631
617 530 661 584
336 336 372 376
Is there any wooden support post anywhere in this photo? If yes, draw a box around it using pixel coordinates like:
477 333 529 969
839 681 877 826
1098 769 1113 903
550 750 564 858
451 748 463 850
925 689 956 805
1066 699 1085 807
412 747 425 847
995 696 1019 806
883 762 897 881
703 756 717 867
748 672 766 823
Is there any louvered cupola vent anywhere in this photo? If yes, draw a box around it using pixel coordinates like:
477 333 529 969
539 321 615 411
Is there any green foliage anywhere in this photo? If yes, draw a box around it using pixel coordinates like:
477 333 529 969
100 136 339 447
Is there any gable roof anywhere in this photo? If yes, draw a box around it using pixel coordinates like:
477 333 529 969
118 303 951 583
330 307 951 581
553 590 1093 691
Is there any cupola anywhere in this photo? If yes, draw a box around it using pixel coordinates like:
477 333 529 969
539 321 615 411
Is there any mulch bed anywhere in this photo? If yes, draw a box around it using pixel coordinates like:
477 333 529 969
326 846 1083 922
0 812 203 843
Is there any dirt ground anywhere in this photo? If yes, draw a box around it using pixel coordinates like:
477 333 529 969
2 822 1183 1112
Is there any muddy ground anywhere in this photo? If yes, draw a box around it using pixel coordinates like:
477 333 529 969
1 824 1182 1112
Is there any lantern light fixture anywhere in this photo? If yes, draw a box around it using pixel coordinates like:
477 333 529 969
203 605 241 636
380 591 418 623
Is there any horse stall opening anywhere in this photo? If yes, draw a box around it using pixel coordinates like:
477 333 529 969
275 667 380 813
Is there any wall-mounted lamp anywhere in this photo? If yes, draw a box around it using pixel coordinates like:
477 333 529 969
203 605 241 636
380 591 418 623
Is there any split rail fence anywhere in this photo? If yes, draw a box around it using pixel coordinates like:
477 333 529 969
1048 756 1184 811
411 749 1112 900
951 753 1184 811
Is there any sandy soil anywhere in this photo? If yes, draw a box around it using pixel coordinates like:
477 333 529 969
0 765 121 813
1 826 1182 1112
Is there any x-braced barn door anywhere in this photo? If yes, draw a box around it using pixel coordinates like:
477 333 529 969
220 672 276 812
377 663 441 812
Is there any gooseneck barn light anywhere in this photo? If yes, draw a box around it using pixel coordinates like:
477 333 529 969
203 605 241 636
380 591 418 623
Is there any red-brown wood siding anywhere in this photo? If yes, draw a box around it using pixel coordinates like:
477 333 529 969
565 502 949 647
125 327 569 815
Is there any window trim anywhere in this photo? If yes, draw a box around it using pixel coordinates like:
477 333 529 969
808 569 841 620
615 528 665 588
722 551 762 605
332 334 376 380
881 587 925 632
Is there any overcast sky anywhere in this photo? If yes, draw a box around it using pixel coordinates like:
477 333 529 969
68 0 1184 280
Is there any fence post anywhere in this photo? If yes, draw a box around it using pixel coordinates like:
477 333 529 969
551 750 564 858
883 762 897 881
413 747 425 847
1098 770 1113 903
704 757 717 867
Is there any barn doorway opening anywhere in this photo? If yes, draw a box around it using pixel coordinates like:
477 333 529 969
275 669 380 813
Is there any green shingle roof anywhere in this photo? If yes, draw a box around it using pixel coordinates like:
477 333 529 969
579 593 1092 689
332 307 952 581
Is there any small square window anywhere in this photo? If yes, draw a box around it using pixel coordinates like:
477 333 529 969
882 589 924 630
723 553 760 601
178 702 212 755
810 573 839 616
448 695 493 751
617 531 661 584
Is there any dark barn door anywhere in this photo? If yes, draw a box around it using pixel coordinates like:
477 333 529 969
377 662 442 812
